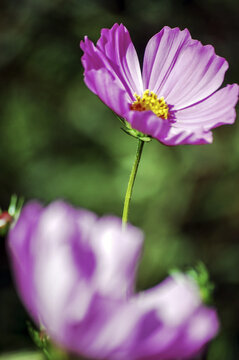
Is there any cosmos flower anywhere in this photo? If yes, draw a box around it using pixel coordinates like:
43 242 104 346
8 201 219 359
80 23 238 145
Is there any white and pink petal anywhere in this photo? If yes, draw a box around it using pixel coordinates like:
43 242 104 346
84 68 130 117
126 110 171 140
143 26 228 110
142 27 191 95
8 202 43 323
97 23 143 97
175 83 239 129
81 23 143 101
89 216 144 298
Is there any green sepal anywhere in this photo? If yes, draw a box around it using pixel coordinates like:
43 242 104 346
8 194 24 220
187 262 214 305
27 322 51 360
0 195 24 236
27 322 69 360
27 322 49 349
169 262 215 305
117 116 152 142
0 195 24 237
0 222 10 237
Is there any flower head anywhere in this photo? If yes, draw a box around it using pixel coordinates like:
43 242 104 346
80 24 238 145
8 201 219 359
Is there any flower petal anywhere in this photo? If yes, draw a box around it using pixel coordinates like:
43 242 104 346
168 307 219 359
127 83 238 146
137 276 201 326
49 276 219 360
89 217 144 298
143 26 228 109
175 83 239 129
97 23 143 97
126 106 212 146
157 125 214 146
128 276 219 359
32 202 88 331
82 67 130 117
143 27 191 92
8 201 219 360
80 23 143 101
21 202 97 334
126 109 171 140
8 202 43 323
59 294 138 359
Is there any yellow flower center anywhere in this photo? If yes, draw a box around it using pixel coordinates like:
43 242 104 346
131 90 169 119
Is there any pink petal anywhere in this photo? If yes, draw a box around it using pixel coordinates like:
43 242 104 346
80 24 143 101
142 26 228 109
84 68 130 117
89 217 144 298
33 202 86 331
80 36 126 95
126 84 238 146
125 105 213 146
61 294 140 359
8 202 43 323
157 126 214 146
175 83 239 129
97 23 143 97
171 308 219 358
142 27 191 94
159 83 239 146
80 36 106 73
61 276 218 360
8 200 220 360
126 276 219 359
126 109 171 140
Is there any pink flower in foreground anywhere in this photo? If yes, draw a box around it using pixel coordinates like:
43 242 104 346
8 201 219 359
80 23 238 145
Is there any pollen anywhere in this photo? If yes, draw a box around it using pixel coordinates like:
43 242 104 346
131 90 169 119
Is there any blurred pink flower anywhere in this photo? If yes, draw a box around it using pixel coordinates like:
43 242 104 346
8 201 219 359
80 24 238 145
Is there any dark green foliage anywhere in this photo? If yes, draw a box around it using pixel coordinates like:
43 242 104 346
0 0 239 359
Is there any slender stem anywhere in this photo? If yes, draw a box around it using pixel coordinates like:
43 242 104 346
43 348 52 360
122 139 144 227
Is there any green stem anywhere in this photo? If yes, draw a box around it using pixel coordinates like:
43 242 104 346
122 139 144 227
43 348 52 360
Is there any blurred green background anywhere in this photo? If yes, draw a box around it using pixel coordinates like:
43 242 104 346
0 0 239 359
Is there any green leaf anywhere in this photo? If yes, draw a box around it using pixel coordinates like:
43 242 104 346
0 352 44 360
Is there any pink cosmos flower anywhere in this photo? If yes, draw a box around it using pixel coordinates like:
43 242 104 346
80 23 238 145
8 201 219 359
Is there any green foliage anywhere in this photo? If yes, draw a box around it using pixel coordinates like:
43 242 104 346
187 262 215 305
169 262 215 305
27 322 51 360
8 195 24 220
0 352 44 360
27 323 69 360
0 0 239 359
0 195 24 236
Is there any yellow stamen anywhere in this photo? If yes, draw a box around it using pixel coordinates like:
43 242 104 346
131 90 169 119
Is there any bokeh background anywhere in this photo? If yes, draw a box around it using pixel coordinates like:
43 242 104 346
0 0 239 359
